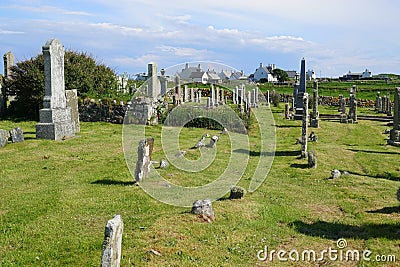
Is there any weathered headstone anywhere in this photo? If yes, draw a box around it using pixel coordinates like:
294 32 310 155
174 75 181 106
191 199 215 222
65 89 80 133
307 151 317 168
284 102 290 119
206 135 219 148
101 215 123 267
9 127 24 143
36 39 75 140
301 93 309 158
310 81 319 128
331 169 341 179
134 138 154 182
159 159 169 169
389 88 400 145
229 186 246 199
375 92 381 112
0 129 8 148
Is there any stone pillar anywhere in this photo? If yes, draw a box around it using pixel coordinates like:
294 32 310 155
234 86 238 104
387 94 392 116
184 85 188 102
1 51 15 116
255 87 259 107
135 138 154 182
147 62 160 98
101 215 123 267
266 90 270 107
197 90 201 103
348 86 357 123
389 88 400 144
375 92 381 112
36 39 75 140
160 69 167 96
294 58 306 120
301 93 309 158
382 95 387 114
210 85 215 106
207 97 212 109
216 87 220 105
190 88 195 102
310 81 319 128
174 75 181 106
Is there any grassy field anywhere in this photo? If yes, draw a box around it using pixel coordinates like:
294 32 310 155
0 105 399 266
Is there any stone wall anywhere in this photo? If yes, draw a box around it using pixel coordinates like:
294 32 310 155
79 99 128 124
276 93 376 108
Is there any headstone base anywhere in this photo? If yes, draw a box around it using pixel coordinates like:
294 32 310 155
390 129 400 143
294 108 304 120
36 121 75 140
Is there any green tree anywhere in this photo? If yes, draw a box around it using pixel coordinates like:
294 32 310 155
5 50 118 119
272 68 289 83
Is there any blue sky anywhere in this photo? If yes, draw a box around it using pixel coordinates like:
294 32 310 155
0 0 399 78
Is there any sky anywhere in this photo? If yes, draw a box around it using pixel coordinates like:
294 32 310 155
0 0 400 78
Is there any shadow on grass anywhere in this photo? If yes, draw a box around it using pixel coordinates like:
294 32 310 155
348 148 400 155
290 220 400 240
290 163 309 169
274 125 301 128
346 170 400 182
91 179 136 186
367 206 400 214
233 148 300 157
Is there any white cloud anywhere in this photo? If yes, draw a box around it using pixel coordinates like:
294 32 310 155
0 29 24 34
89 23 143 35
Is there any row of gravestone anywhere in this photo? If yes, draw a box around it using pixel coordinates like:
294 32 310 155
0 127 24 148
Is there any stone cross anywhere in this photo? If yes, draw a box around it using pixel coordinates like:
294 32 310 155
301 93 309 158
310 81 319 128
36 39 75 140
101 215 123 267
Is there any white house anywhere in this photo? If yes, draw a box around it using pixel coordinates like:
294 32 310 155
219 69 233 81
253 63 277 82
189 71 208 84
229 71 247 81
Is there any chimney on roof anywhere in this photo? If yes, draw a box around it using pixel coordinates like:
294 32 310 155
260 63 263 68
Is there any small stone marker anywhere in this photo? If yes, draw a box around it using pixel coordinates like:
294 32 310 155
229 186 246 199
331 169 341 179
191 199 215 222
101 215 123 267
206 135 219 148
193 137 206 148
134 138 154 182
159 159 169 169
0 129 8 148
307 151 317 168
9 127 24 143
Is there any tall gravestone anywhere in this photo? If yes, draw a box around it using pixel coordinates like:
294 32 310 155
147 62 160 98
310 81 319 128
348 86 358 124
294 58 306 120
36 39 75 140
65 89 80 133
1 51 14 116
159 68 167 96
301 93 309 158
134 138 154 182
389 88 400 145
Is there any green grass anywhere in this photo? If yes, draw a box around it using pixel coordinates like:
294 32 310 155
1 107 399 266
